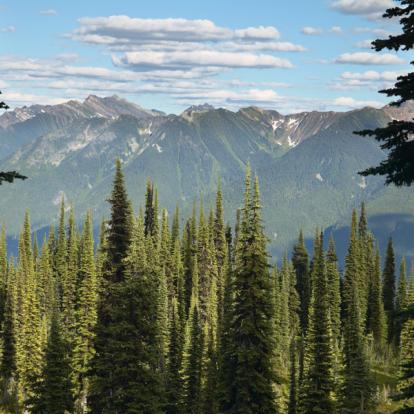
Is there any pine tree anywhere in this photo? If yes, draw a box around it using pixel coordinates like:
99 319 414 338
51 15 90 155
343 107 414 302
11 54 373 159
292 230 310 334
165 297 183 414
15 212 44 404
393 269 414 413
0 226 7 327
220 170 277 413
182 258 203 414
341 273 373 413
30 312 74 414
326 237 341 347
383 237 396 342
367 247 387 352
356 0 414 186
89 159 137 413
396 257 408 344
72 211 97 411
299 232 337 414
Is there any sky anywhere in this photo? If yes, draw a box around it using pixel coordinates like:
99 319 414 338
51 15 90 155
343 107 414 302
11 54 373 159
0 0 409 114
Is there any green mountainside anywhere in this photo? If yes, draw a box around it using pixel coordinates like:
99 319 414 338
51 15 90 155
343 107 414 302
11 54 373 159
0 95 413 260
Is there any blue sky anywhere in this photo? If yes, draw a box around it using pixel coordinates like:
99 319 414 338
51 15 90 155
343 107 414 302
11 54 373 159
0 0 409 114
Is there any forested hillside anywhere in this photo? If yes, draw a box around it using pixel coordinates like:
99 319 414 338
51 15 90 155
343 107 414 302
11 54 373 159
1 97 414 262
0 161 412 413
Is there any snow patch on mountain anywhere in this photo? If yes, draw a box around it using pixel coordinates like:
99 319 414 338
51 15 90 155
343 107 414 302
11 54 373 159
358 177 367 189
152 143 163 153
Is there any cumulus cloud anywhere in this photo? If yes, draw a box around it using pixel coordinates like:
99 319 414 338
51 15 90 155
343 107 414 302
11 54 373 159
335 52 404 65
2 91 66 106
40 9 57 16
113 50 294 70
301 26 323 35
332 0 393 19
333 96 384 108
69 16 301 76
72 16 280 45
341 70 404 81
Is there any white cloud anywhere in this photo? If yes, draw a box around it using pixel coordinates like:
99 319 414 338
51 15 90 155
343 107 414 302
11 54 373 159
333 96 384 108
335 52 404 65
332 0 393 19
330 26 343 34
301 26 323 35
341 70 404 81
2 91 66 106
1 25 15 33
40 9 57 16
114 50 294 70
72 16 280 45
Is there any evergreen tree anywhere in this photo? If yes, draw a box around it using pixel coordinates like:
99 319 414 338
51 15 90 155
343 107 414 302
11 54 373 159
220 171 277 413
383 237 396 341
72 212 97 411
89 159 136 413
165 297 183 414
30 312 74 414
299 232 337 414
326 237 341 346
182 258 203 414
292 230 310 334
396 257 408 344
341 274 373 413
356 0 414 186
367 246 387 353
393 270 414 413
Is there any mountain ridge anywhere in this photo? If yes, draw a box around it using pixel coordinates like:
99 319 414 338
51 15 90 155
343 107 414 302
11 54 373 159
1 95 413 261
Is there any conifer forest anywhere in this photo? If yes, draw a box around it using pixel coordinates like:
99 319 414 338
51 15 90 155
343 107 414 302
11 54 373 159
0 160 411 413
1 1 414 413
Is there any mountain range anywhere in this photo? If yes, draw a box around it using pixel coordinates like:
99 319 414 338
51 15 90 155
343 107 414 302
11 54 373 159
1 94 413 262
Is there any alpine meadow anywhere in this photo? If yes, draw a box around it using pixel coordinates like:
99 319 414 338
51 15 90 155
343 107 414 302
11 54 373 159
0 0 414 413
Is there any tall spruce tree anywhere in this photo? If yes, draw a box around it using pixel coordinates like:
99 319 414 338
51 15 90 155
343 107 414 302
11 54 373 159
356 0 414 186
220 170 277 413
89 159 136 413
383 237 396 342
299 232 337 414
30 312 74 414
72 212 97 411
393 270 414 413
342 224 374 413
292 231 310 334
367 246 387 353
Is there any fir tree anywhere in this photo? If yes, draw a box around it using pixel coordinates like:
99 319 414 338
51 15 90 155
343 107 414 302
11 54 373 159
220 171 277 413
367 247 387 352
299 232 337 414
341 275 373 413
383 237 396 341
393 269 414 413
182 258 203 414
30 312 74 414
165 297 183 414
89 159 136 413
72 212 97 411
356 0 414 186
292 230 310 334
396 257 408 344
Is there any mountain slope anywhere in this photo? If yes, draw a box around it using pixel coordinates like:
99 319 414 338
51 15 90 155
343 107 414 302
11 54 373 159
0 96 413 262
